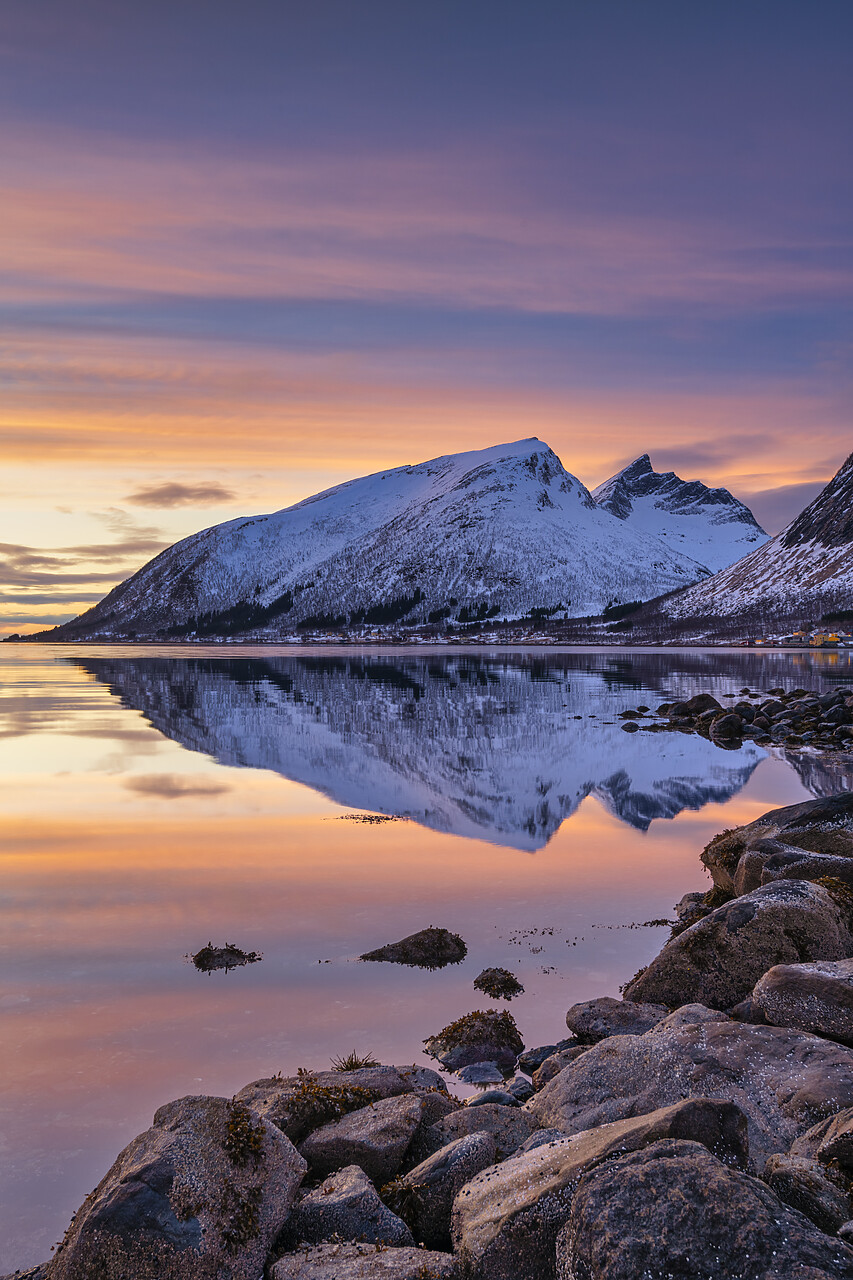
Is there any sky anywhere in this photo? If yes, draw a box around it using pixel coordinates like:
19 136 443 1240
1 0 852 634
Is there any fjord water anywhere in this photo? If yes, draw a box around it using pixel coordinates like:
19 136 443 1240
3 645 853 1269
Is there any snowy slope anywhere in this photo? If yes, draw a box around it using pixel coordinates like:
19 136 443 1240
54 439 713 639
593 455 768 572
661 451 853 625
77 654 765 849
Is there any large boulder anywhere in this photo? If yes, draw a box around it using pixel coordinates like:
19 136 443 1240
383 1132 497 1250
413 1103 540 1164
298 1095 423 1183
450 1099 747 1280
286 1165 413 1246
271 1243 459 1279
624 880 853 1010
565 996 668 1042
235 1066 445 1144
527 1017 853 1170
763 1153 852 1234
47 1095 306 1280
557 1139 853 1280
423 1010 523 1071
702 794 853 896
754 959 853 1045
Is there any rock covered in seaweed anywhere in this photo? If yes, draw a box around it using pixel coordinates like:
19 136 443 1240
473 967 524 999
360 927 467 969
423 1010 523 1071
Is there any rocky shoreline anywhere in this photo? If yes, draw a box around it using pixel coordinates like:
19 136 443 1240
13 793 853 1279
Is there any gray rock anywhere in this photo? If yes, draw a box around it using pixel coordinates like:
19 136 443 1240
624 880 853 1010
702 793 853 896
299 1095 424 1183
393 1065 447 1092
527 1017 853 1170
271 1243 459 1279
517 1040 575 1073
465 1090 519 1109
841 1222 853 1244
423 1010 523 1072
754 959 853 1045
813 1109 853 1169
360 927 466 968
647 1003 731 1032
566 995 668 1042
451 1099 747 1280
383 1132 497 1250
456 1062 504 1086
1 1268 48 1280
417 1091 459 1128
47 1095 306 1280
710 712 744 741
533 1047 591 1091
506 1076 535 1103
425 1103 540 1161
558 1139 853 1280
516 1127 566 1153
236 1067 414 1143
764 1153 852 1233
287 1165 413 1246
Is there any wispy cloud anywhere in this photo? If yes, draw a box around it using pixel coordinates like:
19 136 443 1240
125 481 236 507
123 773 231 799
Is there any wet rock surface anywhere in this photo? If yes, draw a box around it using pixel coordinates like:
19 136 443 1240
360 928 467 969
557 1139 853 1280
624 879 853 1010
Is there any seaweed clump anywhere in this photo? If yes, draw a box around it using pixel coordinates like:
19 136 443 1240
223 1099 265 1166
473 967 525 1000
287 1068 381 1132
331 1050 381 1071
190 942 262 973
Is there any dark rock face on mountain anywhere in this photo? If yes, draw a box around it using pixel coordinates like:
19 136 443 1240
651 451 853 637
593 454 767 573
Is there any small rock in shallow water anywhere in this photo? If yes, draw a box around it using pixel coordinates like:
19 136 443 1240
457 1061 504 1086
360 927 467 969
190 941 261 971
423 1009 523 1071
466 1090 519 1109
473 967 524 999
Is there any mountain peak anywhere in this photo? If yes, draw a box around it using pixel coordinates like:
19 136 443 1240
591 455 768 574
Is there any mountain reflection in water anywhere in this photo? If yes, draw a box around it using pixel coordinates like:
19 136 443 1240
73 652 777 849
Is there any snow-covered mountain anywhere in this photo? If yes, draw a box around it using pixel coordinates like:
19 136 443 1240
75 653 766 849
50 439 716 639
659 451 853 630
593 455 768 573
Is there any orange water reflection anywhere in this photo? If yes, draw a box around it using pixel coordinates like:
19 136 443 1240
1 646 847 1270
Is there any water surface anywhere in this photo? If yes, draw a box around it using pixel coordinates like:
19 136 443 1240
3 644 853 1269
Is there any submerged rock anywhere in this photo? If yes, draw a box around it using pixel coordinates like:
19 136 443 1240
624 880 853 1010
360 928 466 969
451 1099 747 1280
473 967 524 1000
558 1139 853 1280
47 1095 306 1280
423 1010 523 1071
528 1016 853 1170
190 941 261 972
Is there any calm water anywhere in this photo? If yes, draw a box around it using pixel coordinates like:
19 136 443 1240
4 644 853 1269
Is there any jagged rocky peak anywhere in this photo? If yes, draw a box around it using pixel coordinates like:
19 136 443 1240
48 438 714 641
592 455 768 574
782 451 853 549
